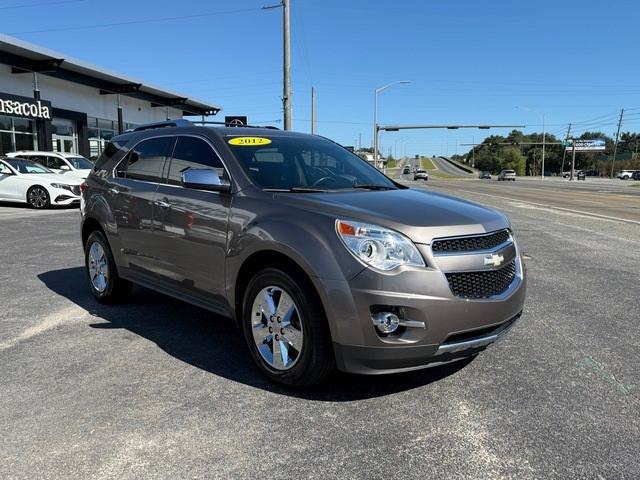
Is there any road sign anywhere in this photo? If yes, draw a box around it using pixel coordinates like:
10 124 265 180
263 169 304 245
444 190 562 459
565 138 606 151
225 115 248 126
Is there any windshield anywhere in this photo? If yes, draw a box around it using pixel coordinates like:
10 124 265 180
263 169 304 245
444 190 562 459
66 156 94 170
226 135 397 191
6 159 52 174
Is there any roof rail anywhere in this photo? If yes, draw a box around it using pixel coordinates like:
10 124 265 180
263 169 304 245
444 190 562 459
131 119 193 132
192 120 280 130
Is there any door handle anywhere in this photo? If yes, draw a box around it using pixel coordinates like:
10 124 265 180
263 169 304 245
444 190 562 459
155 200 171 209
108 187 120 195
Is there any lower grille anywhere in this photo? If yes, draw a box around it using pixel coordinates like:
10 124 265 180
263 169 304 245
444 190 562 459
445 260 517 298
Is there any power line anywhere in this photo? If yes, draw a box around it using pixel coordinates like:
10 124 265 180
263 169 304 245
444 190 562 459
0 0 84 10
9 7 263 35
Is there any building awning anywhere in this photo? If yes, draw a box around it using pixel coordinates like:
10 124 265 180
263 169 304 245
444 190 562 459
0 34 221 116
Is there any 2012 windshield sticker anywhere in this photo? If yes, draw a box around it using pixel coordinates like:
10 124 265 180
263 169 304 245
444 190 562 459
228 137 272 146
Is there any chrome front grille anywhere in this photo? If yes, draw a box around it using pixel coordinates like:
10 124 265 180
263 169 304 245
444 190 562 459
445 260 517 299
431 229 510 254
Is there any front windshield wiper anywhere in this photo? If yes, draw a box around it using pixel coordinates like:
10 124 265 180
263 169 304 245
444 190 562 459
263 187 327 193
351 183 397 190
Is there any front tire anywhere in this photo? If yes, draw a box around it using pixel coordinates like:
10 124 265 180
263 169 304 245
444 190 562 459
27 186 50 209
84 230 132 303
241 267 334 387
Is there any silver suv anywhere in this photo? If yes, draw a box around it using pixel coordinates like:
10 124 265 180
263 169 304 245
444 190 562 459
80 120 526 387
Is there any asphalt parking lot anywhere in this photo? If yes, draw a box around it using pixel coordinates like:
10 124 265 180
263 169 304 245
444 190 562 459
1 179 639 479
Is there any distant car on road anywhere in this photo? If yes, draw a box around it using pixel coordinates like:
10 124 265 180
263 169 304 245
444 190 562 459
498 169 516 181
479 171 491 179
7 151 94 180
576 171 586 181
413 169 428 180
632 171 640 181
616 169 638 180
402 166 411 174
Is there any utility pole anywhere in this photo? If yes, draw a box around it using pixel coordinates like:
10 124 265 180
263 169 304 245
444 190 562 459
310 86 316 134
609 108 624 178
358 133 362 151
471 137 476 168
560 123 571 176
570 138 577 181
541 113 546 180
283 0 292 130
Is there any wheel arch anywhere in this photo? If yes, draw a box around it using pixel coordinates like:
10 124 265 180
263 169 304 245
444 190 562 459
233 250 329 330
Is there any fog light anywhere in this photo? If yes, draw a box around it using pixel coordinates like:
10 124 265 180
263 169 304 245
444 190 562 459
371 312 400 334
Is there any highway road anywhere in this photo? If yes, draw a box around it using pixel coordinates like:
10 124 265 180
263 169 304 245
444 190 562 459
407 177 640 224
431 156 475 177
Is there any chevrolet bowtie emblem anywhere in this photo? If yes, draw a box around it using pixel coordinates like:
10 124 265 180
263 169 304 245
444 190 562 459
484 253 504 267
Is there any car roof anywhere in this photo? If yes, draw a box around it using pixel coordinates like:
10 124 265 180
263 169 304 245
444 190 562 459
113 124 319 144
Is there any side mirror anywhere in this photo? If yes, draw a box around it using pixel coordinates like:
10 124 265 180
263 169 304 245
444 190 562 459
59 165 71 171
182 168 231 193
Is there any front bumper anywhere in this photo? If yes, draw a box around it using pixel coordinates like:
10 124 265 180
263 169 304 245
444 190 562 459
333 311 521 374
317 244 526 375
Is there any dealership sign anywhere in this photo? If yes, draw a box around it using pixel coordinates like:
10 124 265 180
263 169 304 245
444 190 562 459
0 93 51 120
565 138 606 151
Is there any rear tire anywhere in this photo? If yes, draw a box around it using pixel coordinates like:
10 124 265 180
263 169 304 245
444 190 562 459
27 186 50 209
84 230 132 303
241 267 334 387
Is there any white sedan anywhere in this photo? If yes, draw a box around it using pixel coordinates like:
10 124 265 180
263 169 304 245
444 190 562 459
6 151 94 180
0 157 82 209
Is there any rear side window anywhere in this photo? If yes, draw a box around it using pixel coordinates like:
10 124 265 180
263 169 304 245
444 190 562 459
116 137 173 182
167 136 224 186
94 140 128 171
46 156 66 169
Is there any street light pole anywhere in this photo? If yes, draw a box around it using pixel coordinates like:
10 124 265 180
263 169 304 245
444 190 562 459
373 80 410 169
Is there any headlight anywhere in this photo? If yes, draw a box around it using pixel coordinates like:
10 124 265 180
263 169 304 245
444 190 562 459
336 220 425 271
50 183 72 192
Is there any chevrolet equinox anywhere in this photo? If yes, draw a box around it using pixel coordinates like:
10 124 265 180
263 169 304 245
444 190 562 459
80 120 526 387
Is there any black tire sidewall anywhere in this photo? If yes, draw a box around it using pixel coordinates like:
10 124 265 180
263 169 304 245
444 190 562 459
241 268 332 387
85 230 119 302
27 186 50 209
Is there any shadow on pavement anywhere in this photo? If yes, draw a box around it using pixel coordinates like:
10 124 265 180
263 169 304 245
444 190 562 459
38 266 473 401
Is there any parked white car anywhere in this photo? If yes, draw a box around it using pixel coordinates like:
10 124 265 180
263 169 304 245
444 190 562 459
0 157 82 208
6 151 94 179
616 169 639 180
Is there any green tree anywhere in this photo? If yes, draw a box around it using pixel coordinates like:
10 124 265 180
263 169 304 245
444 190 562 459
498 147 526 176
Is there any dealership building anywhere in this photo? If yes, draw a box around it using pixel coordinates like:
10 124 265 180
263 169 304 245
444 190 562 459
0 34 220 159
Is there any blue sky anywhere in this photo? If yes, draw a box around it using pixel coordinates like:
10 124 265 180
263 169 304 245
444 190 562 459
4 0 640 156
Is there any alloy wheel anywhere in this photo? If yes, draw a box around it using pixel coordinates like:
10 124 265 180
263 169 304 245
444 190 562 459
88 241 109 293
28 188 48 208
250 286 304 370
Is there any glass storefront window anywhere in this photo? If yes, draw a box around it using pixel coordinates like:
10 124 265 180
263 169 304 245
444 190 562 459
13 118 33 133
0 116 36 155
0 115 11 131
88 116 120 160
15 133 36 151
0 132 11 154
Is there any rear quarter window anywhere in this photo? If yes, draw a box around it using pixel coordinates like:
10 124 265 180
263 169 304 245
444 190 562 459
94 139 129 171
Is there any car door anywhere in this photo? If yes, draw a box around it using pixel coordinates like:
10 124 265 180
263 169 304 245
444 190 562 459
0 160 20 200
109 136 174 277
153 135 231 306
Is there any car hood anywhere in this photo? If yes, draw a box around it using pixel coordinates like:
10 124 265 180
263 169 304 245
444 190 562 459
274 187 509 244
